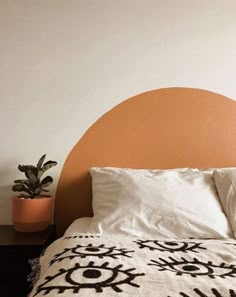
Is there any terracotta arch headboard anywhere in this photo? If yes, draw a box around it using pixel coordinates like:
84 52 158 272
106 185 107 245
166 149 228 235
55 87 236 236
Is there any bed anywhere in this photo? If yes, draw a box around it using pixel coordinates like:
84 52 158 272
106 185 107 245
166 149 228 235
29 87 236 297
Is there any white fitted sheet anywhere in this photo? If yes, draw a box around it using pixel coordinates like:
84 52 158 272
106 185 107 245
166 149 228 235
64 217 92 236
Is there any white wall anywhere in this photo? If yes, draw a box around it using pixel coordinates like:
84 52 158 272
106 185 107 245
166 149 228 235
1 0 236 224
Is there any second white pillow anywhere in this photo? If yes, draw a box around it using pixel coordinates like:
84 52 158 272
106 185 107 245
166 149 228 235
213 169 236 237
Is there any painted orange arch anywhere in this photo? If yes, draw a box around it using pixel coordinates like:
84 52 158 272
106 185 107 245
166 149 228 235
55 87 236 235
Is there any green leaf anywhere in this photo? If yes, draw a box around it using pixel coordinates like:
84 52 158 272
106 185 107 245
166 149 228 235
25 167 38 183
12 184 32 195
16 156 56 196
39 161 57 177
34 187 42 196
37 154 46 169
18 165 27 172
13 179 36 192
19 194 32 198
13 183 34 194
14 179 29 184
12 184 25 191
41 188 49 192
41 176 53 188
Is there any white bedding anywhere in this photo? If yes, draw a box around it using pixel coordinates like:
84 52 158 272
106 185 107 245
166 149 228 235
64 217 92 236
213 169 236 237
29 166 236 296
29 233 236 297
89 167 233 239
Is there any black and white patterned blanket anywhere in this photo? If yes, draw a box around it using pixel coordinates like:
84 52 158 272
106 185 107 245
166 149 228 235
29 234 236 297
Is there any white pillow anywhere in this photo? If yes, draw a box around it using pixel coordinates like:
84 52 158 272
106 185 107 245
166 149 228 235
64 217 92 236
88 167 232 239
213 169 236 237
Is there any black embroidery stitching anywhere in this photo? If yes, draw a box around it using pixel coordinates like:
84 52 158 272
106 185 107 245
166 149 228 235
63 235 101 240
50 244 134 266
169 288 236 297
224 242 236 247
149 257 236 278
33 261 145 296
134 240 206 253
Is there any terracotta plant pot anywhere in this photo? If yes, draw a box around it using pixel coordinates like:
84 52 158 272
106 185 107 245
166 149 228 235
12 196 53 232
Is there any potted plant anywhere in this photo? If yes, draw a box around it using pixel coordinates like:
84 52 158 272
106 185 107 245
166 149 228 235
12 154 57 232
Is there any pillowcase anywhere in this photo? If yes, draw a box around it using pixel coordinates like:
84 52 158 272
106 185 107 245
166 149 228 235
88 167 232 239
213 169 236 237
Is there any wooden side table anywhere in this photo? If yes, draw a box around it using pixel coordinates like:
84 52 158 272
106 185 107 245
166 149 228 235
0 225 56 297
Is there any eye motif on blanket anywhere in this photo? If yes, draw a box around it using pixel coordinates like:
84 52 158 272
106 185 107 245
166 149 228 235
170 288 236 297
134 240 206 253
224 242 236 247
29 236 236 297
50 244 134 266
149 257 236 278
33 261 145 296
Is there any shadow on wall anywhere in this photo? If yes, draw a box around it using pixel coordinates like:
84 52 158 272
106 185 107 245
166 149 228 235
0 160 13 220
0 164 21 224
0 184 13 224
